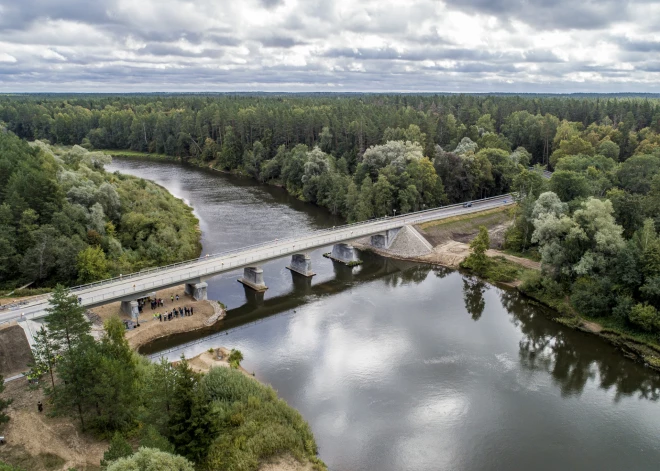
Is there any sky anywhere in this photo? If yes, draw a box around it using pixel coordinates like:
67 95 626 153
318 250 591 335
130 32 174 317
0 0 659 93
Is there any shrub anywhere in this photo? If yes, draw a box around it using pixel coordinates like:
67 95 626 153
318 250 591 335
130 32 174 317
628 303 660 333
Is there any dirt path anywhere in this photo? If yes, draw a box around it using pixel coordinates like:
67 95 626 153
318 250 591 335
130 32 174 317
485 250 541 270
581 320 603 333
1 378 107 471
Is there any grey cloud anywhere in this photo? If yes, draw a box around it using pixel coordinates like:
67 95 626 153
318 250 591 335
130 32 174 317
259 0 284 8
0 0 657 93
441 0 630 30
138 44 226 58
258 36 307 48
0 0 117 29
617 37 660 52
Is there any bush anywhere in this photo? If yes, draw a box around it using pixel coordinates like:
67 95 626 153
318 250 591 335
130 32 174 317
101 433 133 469
570 277 614 318
628 303 660 333
202 367 323 471
107 447 194 471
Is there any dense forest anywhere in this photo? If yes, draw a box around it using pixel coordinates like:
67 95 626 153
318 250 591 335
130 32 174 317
0 132 200 289
3 92 660 337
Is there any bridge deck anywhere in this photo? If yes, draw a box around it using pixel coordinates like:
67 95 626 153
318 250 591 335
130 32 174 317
1 195 513 323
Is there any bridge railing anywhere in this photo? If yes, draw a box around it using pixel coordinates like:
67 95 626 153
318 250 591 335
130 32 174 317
68 195 514 304
14 193 515 314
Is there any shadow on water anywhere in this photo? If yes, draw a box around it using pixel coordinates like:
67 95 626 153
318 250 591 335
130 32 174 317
139 251 413 354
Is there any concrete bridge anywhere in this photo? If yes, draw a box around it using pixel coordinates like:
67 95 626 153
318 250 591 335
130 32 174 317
2 194 514 340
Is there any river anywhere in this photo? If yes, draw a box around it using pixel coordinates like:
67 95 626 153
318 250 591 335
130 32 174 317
106 158 660 471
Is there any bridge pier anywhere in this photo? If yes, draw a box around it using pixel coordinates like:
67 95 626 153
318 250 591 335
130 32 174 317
238 266 268 292
121 300 139 318
287 253 315 277
370 227 402 249
326 243 362 265
184 281 208 301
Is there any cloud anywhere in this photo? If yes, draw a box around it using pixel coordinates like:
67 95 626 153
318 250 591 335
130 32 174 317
0 0 658 92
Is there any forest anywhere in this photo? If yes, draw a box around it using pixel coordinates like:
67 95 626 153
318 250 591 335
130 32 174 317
3 92 660 338
0 132 200 289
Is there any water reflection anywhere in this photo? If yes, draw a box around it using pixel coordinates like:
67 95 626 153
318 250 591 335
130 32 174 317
499 289 660 401
462 276 486 321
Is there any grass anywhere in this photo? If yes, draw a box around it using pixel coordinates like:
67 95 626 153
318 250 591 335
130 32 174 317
0 288 52 298
462 255 535 284
98 149 175 160
202 367 327 471
418 206 511 232
0 446 67 471
501 247 541 262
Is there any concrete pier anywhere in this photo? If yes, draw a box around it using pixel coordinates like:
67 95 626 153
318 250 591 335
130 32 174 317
184 281 208 301
370 227 402 249
238 266 268 292
120 300 139 317
287 253 315 277
327 243 361 265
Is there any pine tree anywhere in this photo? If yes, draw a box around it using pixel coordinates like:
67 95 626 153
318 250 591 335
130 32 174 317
167 357 219 463
29 326 60 391
44 285 92 352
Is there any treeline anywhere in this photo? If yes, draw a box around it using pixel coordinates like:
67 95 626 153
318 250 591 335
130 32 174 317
3 94 660 222
25 286 323 470
0 132 200 289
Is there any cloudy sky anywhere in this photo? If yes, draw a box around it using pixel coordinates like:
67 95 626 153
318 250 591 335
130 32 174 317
1 0 659 93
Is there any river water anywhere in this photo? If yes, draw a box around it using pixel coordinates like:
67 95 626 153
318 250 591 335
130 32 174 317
106 158 660 471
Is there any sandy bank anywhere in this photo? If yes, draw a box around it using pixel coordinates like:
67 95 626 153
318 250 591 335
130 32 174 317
181 347 253 378
88 284 225 350
1 378 107 471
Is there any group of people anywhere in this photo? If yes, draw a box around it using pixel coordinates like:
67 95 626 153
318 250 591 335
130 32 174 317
155 305 194 322
146 297 165 310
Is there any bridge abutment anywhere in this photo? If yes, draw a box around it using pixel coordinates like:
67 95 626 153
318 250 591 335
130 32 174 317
326 243 362 265
238 266 268 292
370 227 402 249
287 253 315 277
184 281 208 301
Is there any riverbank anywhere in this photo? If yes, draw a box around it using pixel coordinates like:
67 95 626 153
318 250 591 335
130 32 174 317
353 206 660 372
88 284 225 350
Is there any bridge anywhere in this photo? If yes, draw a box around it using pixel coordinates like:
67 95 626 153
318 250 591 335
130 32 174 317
1 194 515 339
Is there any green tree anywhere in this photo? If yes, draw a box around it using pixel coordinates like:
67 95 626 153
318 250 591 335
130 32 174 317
372 174 394 217
167 358 219 463
77 245 109 283
29 326 60 390
463 226 490 273
139 425 175 453
101 432 133 469
45 285 91 351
